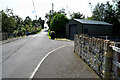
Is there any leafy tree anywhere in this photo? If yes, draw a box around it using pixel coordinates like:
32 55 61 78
24 16 32 25
91 1 120 34
45 10 58 29
13 15 23 30
86 16 94 20
41 20 45 29
5 8 13 16
38 17 45 29
92 3 105 21
2 11 15 33
45 8 66 29
58 8 66 15
118 1 120 8
32 20 38 26
70 12 85 19
50 14 69 34
1 8 44 38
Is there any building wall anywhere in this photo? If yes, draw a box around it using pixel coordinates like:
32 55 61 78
83 24 113 36
66 20 82 38
66 20 113 39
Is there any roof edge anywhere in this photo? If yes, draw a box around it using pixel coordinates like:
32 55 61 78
73 18 113 26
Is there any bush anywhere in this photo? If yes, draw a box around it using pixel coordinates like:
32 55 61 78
50 14 69 34
50 31 55 39
36 27 41 33
54 33 66 38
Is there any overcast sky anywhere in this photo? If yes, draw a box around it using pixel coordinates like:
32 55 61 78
0 0 113 20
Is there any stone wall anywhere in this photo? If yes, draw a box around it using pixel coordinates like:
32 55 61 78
74 34 120 79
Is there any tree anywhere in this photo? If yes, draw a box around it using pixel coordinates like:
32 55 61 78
32 20 37 26
45 9 66 29
50 14 69 34
58 8 66 15
92 3 105 21
1 8 44 38
91 1 120 34
118 1 120 8
24 16 32 25
2 11 16 33
5 8 13 16
38 17 45 29
70 12 85 19
14 15 23 30
45 10 58 29
41 20 45 29
86 16 94 20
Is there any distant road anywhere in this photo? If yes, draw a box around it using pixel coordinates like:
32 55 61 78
2 29 73 78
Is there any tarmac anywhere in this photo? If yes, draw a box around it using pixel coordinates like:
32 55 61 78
1 37 23 44
1 35 100 79
33 46 100 78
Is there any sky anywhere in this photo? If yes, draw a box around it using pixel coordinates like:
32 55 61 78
0 0 113 20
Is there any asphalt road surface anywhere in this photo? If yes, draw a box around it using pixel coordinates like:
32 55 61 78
2 29 73 78
34 46 99 78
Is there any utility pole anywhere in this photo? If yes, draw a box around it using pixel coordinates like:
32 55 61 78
52 3 54 20
50 3 54 30
89 2 92 12
32 0 37 20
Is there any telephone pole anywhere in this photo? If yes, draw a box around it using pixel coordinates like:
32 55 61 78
52 3 54 20
50 3 54 30
32 0 37 20
89 2 93 12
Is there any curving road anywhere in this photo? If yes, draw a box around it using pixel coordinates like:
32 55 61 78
2 29 73 78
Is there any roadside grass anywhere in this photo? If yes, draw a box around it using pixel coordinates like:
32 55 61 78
48 30 51 39
19 28 42 37
36 29 43 34
6 28 43 40
54 38 71 41
47 30 71 41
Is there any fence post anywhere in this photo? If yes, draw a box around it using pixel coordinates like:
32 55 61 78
74 34 78 53
79 35 82 57
115 43 120 78
102 40 114 78
112 42 120 78
99 39 104 77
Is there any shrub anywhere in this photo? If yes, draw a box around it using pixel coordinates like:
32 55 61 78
50 31 55 39
50 14 69 34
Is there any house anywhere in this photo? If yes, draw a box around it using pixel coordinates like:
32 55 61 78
66 19 113 39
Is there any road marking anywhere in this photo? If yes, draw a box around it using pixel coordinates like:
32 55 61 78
29 46 65 79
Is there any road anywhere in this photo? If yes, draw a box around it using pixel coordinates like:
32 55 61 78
2 29 73 78
34 46 99 78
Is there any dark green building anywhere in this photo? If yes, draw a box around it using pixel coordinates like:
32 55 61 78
66 19 113 39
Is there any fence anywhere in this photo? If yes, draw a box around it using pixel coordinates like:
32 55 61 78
2 33 15 40
74 34 120 79
2 33 8 40
90 35 120 42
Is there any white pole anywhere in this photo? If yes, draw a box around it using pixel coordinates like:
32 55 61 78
52 3 54 20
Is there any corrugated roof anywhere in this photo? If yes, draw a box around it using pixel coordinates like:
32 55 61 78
74 19 112 25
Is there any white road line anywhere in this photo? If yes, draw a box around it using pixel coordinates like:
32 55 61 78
29 46 65 79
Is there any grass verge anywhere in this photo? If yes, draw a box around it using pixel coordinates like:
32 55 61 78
48 30 51 39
